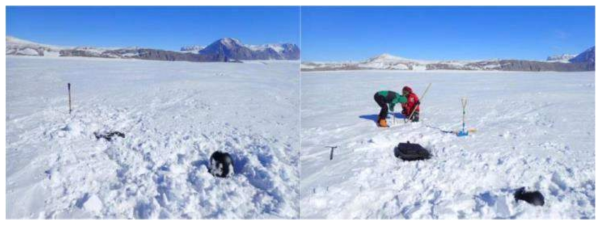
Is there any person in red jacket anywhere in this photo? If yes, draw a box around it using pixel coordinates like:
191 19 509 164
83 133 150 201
401 86 420 122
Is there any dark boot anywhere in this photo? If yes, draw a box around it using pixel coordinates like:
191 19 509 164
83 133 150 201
410 112 419 122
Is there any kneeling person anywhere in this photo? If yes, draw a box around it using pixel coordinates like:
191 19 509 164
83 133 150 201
401 86 420 122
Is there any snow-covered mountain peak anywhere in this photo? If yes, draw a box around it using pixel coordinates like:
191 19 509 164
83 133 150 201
367 53 419 63
219 37 243 47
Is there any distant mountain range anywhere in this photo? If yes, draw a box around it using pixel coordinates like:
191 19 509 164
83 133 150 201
6 36 300 62
6 36 594 72
302 47 595 72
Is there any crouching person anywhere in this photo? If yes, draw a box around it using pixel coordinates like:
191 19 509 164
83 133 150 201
374 90 408 127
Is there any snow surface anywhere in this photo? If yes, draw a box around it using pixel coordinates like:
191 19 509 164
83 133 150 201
300 70 595 219
6 56 300 219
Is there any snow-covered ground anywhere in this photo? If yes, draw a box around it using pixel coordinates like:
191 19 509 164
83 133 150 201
301 70 595 219
6 56 300 219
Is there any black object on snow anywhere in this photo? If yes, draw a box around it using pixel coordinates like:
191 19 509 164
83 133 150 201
326 146 337 160
94 131 125 141
209 151 234 178
394 141 432 161
514 187 545 206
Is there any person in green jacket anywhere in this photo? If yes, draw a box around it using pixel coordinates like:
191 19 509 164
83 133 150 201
374 90 408 127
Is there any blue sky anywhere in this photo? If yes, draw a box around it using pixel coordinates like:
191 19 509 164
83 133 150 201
7 6 300 50
302 6 595 61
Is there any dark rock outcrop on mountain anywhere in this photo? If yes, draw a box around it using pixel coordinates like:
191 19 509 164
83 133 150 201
60 48 227 62
59 49 108 58
570 47 595 64
7 47 46 56
107 49 226 62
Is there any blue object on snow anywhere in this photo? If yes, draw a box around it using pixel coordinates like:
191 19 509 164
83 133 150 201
457 130 469 137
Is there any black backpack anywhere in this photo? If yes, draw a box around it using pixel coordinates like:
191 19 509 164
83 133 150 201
209 151 234 178
394 142 432 161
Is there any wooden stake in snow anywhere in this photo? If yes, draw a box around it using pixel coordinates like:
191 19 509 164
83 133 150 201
68 83 72 114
